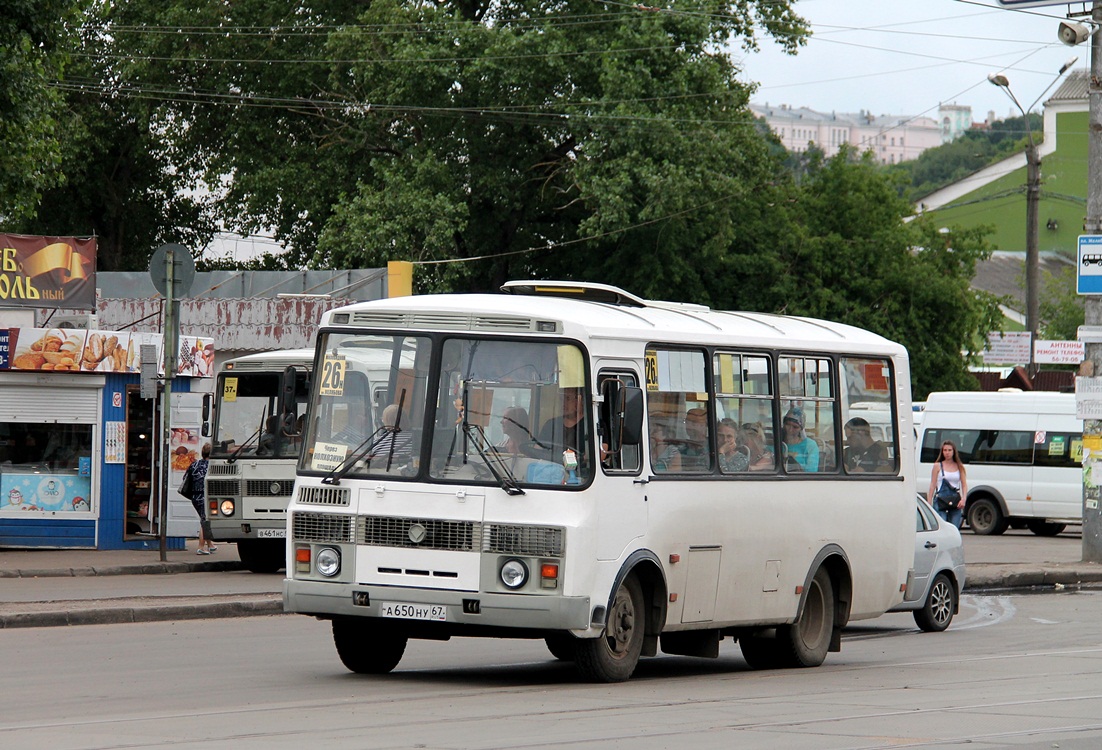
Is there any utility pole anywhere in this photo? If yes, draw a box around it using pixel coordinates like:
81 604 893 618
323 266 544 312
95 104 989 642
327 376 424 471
1025 141 1041 376
1084 0 1102 562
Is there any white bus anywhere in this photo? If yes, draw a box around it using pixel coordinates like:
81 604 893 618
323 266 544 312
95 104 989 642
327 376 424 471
283 281 915 682
205 349 315 573
916 391 1082 536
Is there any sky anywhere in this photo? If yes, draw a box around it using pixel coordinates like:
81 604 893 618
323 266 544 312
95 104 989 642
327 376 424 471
740 0 1090 122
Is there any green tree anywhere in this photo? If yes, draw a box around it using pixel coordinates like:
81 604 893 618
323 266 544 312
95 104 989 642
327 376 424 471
68 0 807 283
734 148 1004 399
0 0 83 223
7 1 220 270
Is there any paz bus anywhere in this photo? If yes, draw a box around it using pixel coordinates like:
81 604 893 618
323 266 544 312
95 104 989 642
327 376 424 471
205 349 315 573
283 281 916 682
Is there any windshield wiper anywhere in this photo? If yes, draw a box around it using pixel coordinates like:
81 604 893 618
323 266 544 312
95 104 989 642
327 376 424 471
462 422 525 496
320 426 388 485
227 427 262 465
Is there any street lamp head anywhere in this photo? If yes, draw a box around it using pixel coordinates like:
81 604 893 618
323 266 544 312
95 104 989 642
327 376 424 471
1059 56 1079 76
988 73 1010 89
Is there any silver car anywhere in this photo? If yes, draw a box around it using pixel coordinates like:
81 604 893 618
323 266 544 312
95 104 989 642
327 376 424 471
890 495 967 631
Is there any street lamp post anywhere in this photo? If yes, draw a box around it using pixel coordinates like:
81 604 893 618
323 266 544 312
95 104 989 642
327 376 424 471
988 58 1077 376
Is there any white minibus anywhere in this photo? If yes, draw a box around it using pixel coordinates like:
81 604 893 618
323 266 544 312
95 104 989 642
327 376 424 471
916 391 1081 536
283 281 916 682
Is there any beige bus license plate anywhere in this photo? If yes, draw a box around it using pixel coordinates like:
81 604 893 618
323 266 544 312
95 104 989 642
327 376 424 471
379 602 447 621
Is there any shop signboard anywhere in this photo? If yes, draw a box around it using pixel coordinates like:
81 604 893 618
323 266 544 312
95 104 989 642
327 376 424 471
0 234 96 311
0 328 214 376
0 329 8 368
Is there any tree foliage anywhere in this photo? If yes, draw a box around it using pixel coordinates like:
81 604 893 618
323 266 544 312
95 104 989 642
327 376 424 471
728 148 1003 399
0 0 84 223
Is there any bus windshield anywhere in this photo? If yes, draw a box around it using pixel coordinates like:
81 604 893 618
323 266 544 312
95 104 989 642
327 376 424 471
427 338 592 487
300 333 592 487
303 332 430 478
212 371 307 460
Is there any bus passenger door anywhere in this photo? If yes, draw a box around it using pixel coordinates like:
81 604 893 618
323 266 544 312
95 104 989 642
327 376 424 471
596 368 647 561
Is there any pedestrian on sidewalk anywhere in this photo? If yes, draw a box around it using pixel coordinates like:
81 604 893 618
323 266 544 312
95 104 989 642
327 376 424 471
186 443 216 554
928 439 967 529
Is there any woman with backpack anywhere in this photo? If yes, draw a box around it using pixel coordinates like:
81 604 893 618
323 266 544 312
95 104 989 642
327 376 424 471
928 439 967 528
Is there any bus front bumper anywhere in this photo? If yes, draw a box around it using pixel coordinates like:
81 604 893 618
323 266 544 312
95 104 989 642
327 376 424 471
283 578 593 632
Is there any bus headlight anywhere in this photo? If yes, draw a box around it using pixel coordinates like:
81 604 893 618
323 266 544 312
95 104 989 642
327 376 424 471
500 559 528 589
219 499 235 517
316 547 341 577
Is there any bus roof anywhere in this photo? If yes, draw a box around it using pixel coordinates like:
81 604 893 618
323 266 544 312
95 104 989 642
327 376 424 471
320 282 904 356
925 390 1075 414
220 348 316 372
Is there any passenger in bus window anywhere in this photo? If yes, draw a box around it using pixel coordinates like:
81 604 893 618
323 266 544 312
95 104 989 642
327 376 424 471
498 406 530 454
717 418 748 472
650 422 682 473
680 407 710 470
739 422 775 471
843 417 889 473
538 387 589 464
782 408 818 472
369 403 413 464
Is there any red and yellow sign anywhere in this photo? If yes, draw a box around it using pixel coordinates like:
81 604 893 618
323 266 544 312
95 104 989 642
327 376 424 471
0 234 96 310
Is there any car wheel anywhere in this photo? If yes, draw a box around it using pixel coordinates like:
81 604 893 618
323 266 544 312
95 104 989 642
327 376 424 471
775 567 835 667
913 573 956 632
966 497 1008 536
1026 520 1066 537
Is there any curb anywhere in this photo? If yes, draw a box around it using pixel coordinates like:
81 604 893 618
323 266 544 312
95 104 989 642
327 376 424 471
0 560 242 579
0 594 283 629
963 563 1102 591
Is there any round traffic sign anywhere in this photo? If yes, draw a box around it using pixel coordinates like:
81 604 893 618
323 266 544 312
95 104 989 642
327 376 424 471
148 243 196 298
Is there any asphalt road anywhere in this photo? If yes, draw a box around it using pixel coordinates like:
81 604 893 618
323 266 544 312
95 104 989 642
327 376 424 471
3 588 1101 749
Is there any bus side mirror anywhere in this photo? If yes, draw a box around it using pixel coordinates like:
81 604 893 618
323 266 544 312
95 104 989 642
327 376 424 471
201 394 211 437
601 380 644 452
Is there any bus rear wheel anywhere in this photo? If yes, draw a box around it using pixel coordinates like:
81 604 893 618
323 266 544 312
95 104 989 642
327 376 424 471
575 575 645 682
332 617 407 674
966 498 1008 536
777 567 834 668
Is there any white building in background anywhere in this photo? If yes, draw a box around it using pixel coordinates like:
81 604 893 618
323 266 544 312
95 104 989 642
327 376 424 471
749 102 972 164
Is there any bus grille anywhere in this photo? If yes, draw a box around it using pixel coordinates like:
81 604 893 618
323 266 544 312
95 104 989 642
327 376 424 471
297 486 350 506
292 512 354 543
206 479 240 496
359 516 479 552
208 464 239 476
353 516 564 556
483 525 564 557
246 479 295 497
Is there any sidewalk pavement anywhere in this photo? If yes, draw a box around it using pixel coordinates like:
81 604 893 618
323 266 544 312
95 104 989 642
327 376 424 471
2 543 1102 630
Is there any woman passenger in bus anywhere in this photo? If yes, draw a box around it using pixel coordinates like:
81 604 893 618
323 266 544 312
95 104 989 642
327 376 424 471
498 406 531 454
739 421 775 471
717 418 748 472
781 407 818 472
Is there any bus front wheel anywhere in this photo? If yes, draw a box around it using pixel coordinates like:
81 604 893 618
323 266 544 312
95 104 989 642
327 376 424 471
575 575 645 682
332 617 407 674
966 498 1008 536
